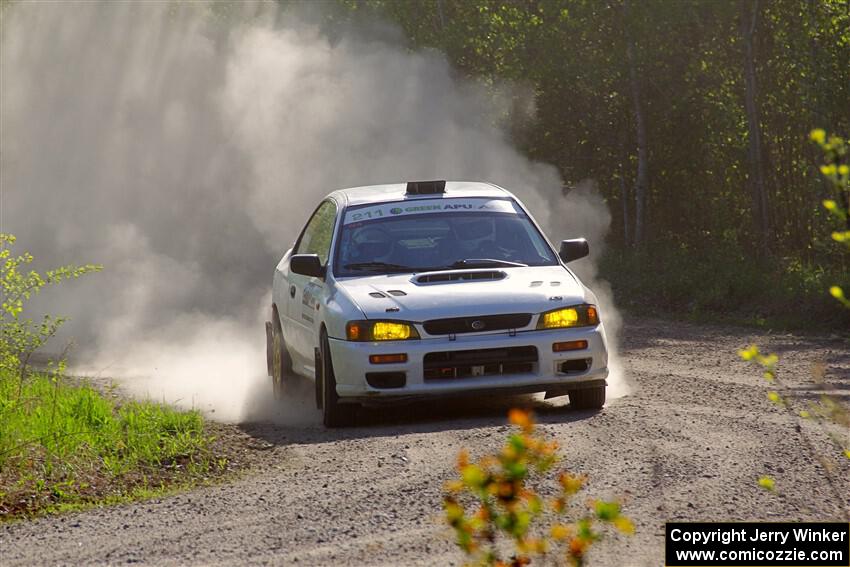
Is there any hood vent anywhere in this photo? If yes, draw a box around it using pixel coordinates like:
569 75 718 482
415 270 507 284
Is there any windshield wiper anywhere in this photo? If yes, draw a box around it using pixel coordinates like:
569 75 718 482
447 258 528 269
343 261 419 273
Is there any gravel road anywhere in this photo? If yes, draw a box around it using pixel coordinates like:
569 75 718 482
2 318 848 566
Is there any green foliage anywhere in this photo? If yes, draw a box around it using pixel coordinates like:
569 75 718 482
739 345 778 382
599 243 850 330
810 129 850 305
0 233 102 377
444 409 632 566
739 341 849 499
757 476 776 492
738 131 849 502
0 234 219 520
0 368 218 519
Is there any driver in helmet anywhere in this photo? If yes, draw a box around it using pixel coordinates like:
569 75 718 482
349 226 395 264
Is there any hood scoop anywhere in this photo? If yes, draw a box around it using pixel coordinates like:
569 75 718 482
414 270 507 284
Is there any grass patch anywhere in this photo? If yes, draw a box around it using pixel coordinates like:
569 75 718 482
0 368 226 521
599 244 850 332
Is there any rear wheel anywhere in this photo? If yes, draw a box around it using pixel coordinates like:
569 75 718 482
268 309 292 400
319 331 357 428
568 385 606 410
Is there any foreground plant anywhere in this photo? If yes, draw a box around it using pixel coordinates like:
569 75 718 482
738 129 850 501
0 234 224 520
443 409 632 566
0 233 102 380
810 129 850 260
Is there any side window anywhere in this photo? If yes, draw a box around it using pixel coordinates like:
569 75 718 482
295 200 337 265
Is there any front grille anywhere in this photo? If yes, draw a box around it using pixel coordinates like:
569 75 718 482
423 346 537 380
423 313 532 335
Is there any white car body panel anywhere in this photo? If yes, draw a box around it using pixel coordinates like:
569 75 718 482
271 181 609 404
336 266 592 324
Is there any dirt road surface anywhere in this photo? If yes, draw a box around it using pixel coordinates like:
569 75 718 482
2 318 848 566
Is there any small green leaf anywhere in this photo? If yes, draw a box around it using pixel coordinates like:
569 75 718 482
461 464 487 488
595 500 621 521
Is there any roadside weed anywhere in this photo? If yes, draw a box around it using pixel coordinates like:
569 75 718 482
444 409 632 566
0 233 101 382
738 131 849 510
0 234 221 520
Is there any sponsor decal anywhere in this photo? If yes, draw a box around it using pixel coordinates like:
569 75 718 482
344 198 519 225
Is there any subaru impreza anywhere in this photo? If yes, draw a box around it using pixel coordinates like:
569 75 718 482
266 180 609 426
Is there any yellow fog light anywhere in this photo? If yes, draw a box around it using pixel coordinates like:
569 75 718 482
373 321 414 340
346 320 420 341
536 304 599 329
540 308 579 328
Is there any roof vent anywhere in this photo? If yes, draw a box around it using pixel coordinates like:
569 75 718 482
406 180 446 195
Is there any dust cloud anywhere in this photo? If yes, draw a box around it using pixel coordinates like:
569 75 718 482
0 1 629 423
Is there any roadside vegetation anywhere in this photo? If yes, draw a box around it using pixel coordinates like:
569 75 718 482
600 245 848 330
739 130 848 514
445 409 632 566
0 234 225 520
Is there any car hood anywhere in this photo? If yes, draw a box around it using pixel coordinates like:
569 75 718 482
335 265 589 322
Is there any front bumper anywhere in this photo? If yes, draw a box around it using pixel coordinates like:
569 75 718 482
328 323 609 403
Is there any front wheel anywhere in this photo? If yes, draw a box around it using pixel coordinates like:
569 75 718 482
319 332 357 428
268 312 292 400
568 385 606 410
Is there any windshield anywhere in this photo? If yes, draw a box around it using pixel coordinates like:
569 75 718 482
333 198 559 277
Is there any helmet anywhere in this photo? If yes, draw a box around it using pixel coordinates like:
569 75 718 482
351 227 393 261
454 218 494 253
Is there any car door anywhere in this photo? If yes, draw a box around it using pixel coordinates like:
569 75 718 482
285 199 338 366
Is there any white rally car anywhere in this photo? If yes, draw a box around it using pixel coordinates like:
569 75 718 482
267 180 609 427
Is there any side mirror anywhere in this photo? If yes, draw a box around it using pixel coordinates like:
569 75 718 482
290 254 325 278
559 238 589 263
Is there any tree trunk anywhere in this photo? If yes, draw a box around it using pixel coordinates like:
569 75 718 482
740 0 770 255
620 175 631 247
624 0 649 248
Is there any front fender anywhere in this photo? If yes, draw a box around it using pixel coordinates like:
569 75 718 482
272 248 293 311
320 277 365 340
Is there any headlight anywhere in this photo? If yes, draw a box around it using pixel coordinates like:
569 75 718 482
536 304 599 329
346 320 420 341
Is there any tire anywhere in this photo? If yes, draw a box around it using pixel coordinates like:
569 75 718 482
319 331 357 428
270 309 293 401
568 385 606 410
